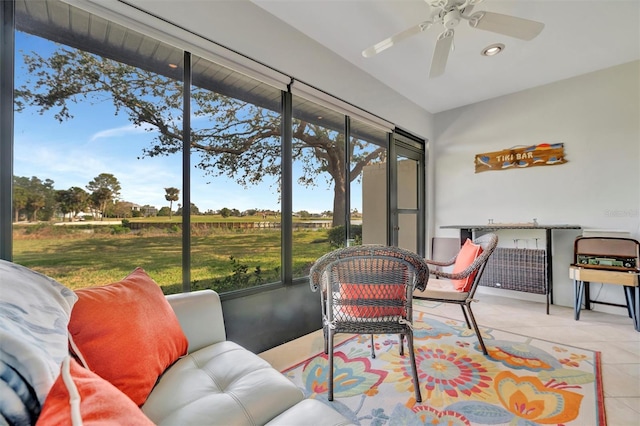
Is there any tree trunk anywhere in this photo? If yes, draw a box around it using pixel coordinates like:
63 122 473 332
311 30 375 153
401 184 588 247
332 175 346 228
332 186 346 228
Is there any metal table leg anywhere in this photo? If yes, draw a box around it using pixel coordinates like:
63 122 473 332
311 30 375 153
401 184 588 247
624 285 640 332
574 280 585 321
545 228 553 315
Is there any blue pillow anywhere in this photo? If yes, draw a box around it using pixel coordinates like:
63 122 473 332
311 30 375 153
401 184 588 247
0 260 77 422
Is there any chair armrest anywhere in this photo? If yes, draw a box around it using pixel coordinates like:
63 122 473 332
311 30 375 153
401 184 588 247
166 290 226 353
428 268 465 280
429 259 478 281
425 257 456 267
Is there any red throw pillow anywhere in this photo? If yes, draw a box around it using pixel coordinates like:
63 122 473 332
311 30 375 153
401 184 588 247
37 356 155 425
451 239 484 292
340 283 405 317
68 268 188 406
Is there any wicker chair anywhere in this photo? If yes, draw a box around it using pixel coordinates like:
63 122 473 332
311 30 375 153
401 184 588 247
414 233 498 355
309 245 429 402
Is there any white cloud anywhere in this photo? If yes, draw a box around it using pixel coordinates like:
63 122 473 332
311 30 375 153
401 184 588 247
89 124 153 142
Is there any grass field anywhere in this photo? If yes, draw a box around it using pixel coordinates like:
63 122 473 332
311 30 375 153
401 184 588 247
13 222 332 294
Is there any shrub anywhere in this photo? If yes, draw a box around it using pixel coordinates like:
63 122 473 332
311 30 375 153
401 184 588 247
110 225 130 235
327 224 362 248
24 223 49 235
205 256 266 293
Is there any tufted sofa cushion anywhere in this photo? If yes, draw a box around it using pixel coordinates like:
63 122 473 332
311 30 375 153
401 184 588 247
142 341 304 425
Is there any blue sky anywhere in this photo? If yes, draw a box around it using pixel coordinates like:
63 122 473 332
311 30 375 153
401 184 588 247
13 32 355 214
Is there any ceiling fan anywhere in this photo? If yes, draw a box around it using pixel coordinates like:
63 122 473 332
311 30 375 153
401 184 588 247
362 0 544 78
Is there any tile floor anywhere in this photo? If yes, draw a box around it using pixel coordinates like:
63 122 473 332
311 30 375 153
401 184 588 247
260 294 640 425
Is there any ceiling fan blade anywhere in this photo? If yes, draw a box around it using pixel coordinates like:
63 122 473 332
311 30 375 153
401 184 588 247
468 11 544 40
429 29 454 78
362 23 428 58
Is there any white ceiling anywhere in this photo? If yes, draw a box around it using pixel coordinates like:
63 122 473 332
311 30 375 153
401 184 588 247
251 0 640 113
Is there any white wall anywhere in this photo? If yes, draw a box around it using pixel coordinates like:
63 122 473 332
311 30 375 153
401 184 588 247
432 60 640 313
362 160 421 252
362 163 387 246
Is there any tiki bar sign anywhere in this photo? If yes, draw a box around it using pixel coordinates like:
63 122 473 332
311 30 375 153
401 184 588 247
475 143 567 173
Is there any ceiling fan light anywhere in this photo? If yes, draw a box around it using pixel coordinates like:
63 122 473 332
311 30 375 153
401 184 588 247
481 43 504 56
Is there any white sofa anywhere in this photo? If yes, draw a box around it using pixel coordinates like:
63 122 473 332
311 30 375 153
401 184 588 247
146 289 352 425
0 260 351 425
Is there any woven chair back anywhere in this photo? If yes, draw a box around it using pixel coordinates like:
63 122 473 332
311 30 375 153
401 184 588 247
310 245 429 335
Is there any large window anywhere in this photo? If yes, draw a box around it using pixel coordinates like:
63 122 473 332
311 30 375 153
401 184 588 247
13 3 185 291
4 0 425 295
291 95 345 279
189 55 283 291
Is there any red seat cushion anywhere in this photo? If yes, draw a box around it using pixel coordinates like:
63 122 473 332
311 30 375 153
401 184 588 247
451 239 484 292
340 283 405 317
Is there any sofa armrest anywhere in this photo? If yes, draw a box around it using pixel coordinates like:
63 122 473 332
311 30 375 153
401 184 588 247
166 290 226 353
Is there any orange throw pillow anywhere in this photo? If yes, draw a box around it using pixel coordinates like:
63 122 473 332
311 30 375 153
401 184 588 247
451 239 484 292
37 356 154 425
340 283 405 317
68 268 188 406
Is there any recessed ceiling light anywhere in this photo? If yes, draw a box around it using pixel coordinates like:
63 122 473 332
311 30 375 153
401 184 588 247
168 63 178 69
481 43 505 57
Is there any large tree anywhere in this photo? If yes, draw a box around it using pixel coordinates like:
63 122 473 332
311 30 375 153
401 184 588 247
55 187 88 221
13 185 29 222
13 176 56 222
16 47 385 226
86 173 121 220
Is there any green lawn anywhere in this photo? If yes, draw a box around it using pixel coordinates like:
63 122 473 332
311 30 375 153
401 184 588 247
13 224 332 294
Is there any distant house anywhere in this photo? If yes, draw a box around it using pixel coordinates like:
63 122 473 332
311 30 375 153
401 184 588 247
74 211 100 220
140 205 158 217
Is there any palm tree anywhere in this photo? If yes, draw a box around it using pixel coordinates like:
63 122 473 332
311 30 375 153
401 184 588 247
164 187 180 220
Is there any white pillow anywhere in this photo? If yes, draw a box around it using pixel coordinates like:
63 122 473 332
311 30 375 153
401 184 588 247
0 260 77 410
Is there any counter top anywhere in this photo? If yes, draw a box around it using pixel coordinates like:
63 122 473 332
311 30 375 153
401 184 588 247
441 224 582 230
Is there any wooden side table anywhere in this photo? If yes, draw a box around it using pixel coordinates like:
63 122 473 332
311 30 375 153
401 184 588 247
569 265 640 331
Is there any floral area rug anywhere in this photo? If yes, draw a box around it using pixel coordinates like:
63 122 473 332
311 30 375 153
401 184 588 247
282 311 605 426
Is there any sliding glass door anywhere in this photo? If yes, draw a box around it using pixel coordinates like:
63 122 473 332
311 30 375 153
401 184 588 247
390 132 426 256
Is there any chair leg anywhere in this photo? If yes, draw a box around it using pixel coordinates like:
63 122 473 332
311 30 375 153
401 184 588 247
466 302 487 355
406 330 422 402
460 304 472 329
370 334 376 359
323 325 328 354
398 334 404 356
328 329 335 401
